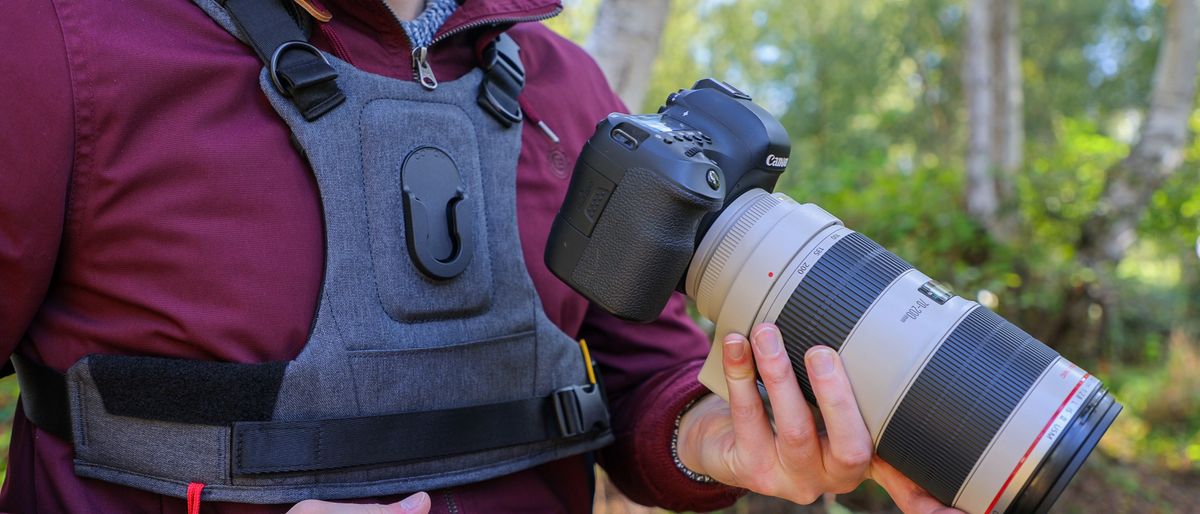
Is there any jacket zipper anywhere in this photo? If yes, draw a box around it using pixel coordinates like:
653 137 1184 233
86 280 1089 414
378 3 563 91
412 46 438 89
444 488 461 514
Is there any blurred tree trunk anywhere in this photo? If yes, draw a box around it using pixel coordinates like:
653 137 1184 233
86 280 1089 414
964 0 1022 243
585 0 671 111
1182 244 1200 339
1051 0 1200 351
990 0 1022 239
963 0 997 233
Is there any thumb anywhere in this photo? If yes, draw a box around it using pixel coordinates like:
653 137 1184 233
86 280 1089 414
287 492 432 514
393 492 432 514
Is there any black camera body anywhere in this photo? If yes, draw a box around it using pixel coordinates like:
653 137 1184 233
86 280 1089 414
546 79 791 322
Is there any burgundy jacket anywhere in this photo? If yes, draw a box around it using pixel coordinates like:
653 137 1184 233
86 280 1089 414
0 0 745 512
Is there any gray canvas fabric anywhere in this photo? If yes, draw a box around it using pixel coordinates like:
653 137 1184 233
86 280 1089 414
64 0 613 503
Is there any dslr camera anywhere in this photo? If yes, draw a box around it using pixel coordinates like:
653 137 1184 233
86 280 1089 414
546 79 1120 514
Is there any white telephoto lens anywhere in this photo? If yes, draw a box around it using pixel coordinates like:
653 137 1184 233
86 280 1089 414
687 189 1121 514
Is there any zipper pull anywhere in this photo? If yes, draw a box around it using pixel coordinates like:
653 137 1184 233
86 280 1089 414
537 121 560 144
412 46 438 90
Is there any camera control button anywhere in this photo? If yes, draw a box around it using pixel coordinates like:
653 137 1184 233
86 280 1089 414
673 134 685 142
705 169 721 190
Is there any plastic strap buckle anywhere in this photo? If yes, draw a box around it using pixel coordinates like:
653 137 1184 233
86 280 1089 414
552 384 610 438
477 33 525 127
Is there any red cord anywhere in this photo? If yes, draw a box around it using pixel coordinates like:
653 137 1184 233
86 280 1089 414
187 482 205 514
518 97 541 124
298 0 354 65
317 23 355 65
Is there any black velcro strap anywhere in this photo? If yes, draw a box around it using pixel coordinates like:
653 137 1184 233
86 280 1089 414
13 352 610 474
11 354 73 441
11 354 288 440
233 384 609 475
222 0 345 120
89 355 287 425
477 33 525 127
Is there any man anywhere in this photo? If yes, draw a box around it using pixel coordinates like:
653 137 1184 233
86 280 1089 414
0 0 956 512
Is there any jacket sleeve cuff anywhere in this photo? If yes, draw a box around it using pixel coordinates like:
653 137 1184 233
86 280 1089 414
601 360 745 512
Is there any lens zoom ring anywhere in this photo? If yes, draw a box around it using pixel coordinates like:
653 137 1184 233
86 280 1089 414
876 307 1058 505
775 232 912 404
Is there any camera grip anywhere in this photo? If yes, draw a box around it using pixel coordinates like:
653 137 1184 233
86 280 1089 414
569 167 721 322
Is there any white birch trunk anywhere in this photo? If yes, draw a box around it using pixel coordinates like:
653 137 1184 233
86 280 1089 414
964 0 999 227
1053 0 1200 351
990 0 1023 241
585 0 672 111
1079 0 1200 265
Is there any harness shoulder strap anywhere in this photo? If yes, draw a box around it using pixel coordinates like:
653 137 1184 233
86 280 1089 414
221 0 345 120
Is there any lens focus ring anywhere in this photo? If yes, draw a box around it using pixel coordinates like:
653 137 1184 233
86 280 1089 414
876 307 1059 505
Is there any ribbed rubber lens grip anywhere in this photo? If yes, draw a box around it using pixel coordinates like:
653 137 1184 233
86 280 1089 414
875 307 1059 505
775 232 912 404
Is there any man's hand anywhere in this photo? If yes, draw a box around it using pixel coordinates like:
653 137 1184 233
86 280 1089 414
869 457 966 514
287 492 431 514
676 323 964 513
676 323 873 503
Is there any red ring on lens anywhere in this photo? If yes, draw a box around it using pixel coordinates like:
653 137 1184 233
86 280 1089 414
984 374 1089 513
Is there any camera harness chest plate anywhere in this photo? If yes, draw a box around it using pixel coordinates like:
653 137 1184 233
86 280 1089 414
11 0 611 504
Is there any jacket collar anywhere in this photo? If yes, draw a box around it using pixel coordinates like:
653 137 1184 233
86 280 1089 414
328 0 562 44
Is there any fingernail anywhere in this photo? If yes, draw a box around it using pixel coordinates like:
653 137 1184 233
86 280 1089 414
724 337 746 360
807 347 836 376
400 492 427 511
753 325 783 357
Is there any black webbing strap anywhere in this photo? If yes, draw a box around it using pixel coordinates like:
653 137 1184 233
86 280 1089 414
11 354 73 441
477 33 525 127
232 384 609 475
221 0 345 121
10 352 610 473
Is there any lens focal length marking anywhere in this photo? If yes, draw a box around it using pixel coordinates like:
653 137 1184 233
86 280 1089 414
837 270 977 443
770 230 914 405
757 225 850 327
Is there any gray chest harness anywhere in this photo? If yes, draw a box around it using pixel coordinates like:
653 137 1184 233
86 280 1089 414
12 0 611 504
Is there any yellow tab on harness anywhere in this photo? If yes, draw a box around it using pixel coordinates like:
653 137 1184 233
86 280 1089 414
578 339 597 385
292 0 333 22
